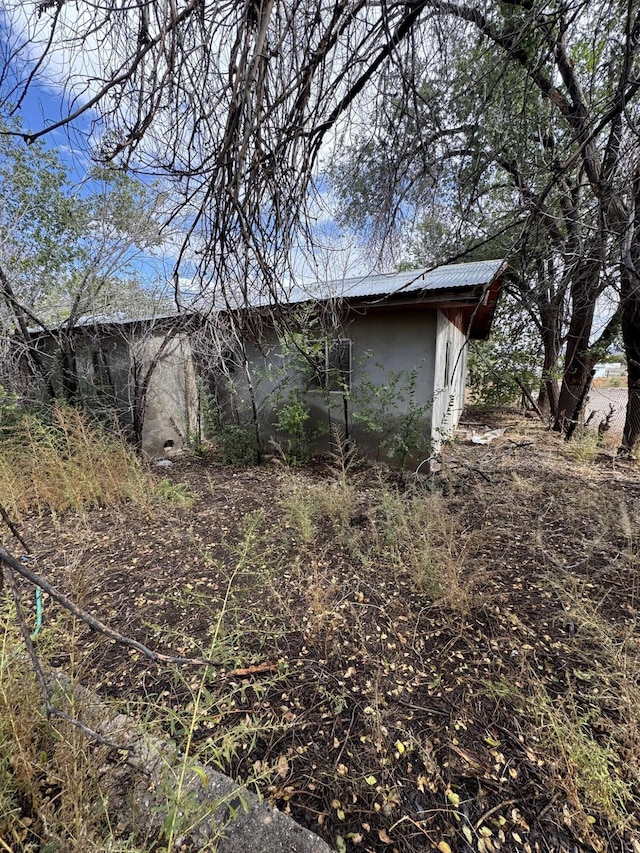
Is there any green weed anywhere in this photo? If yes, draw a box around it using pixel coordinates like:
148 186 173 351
566 431 600 464
153 477 197 508
533 680 632 830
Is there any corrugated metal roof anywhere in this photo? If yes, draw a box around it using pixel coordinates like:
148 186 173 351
27 310 192 335
30 259 506 333
281 258 506 305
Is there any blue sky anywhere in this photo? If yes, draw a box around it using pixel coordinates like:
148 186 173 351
0 10 370 297
1 61 194 294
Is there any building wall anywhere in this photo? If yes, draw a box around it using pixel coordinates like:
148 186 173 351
431 310 468 448
346 307 437 464
138 333 198 458
36 326 198 458
223 306 440 466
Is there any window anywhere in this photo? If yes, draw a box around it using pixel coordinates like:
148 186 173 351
324 339 352 393
444 340 451 387
308 339 352 393
220 347 239 374
92 347 112 387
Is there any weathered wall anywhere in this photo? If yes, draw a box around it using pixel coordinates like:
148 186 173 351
37 330 132 422
345 306 437 464
220 305 440 466
431 310 468 448
138 333 198 458
37 326 198 458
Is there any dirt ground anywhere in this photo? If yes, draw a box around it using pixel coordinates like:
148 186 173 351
16 411 640 853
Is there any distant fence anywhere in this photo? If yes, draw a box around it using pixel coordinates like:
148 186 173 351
584 384 627 439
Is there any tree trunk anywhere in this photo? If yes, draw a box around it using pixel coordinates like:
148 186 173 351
554 254 601 431
59 333 79 405
621 262 640 452
537 309 561 416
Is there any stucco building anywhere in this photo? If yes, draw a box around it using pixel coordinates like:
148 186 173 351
25 259 505 465
216 259 506 465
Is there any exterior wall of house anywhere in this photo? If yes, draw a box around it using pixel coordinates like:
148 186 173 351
223 306 439 466
36 327 197 458
37 330 132 421
78 332 132 417
431 310 468 447
138 333 198 458
346 307 437 464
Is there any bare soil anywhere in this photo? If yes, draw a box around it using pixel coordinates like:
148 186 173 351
14 411 640 853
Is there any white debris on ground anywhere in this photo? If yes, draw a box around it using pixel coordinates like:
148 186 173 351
154 458 174 468
470 427 507 444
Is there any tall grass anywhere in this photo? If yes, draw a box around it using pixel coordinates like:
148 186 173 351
369 489 478 610
0 602 118 853
0 405 153 517
281 472 480 614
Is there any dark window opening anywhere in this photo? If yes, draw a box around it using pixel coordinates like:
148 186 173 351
325 339 352 393
220 347 239 374
444 341 452 387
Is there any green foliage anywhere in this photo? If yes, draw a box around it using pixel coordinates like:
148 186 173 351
0 123 85 290
468 339 540 407
260 315 337 464
277 315 327 391
154 478 197 508
350 365 432 468
197 380 259 465
0 126 167 328
274 388 313 466
467 296 542 407
213 421 260 465
0 384 20 435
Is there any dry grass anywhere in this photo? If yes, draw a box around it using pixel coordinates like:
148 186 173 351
0 405 153 518
4 409 640 853
0 523 283 853
368 489 479 611
281 471 482 618
0 603 117 853
280 477 355 544
521 572 640 838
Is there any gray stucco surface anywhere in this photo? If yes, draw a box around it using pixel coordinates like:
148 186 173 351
228 305 441 464
139 332 198 458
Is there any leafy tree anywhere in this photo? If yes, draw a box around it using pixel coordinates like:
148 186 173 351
0 129 171 430
3 0 640 448
329 10 627 426
467 294 543 408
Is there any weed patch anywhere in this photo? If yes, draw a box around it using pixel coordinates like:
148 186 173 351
0 405 152 517
153 477 198 508
5 413 640 853
368 488 480 612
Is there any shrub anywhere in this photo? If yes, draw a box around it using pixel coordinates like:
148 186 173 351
274 390 314 466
